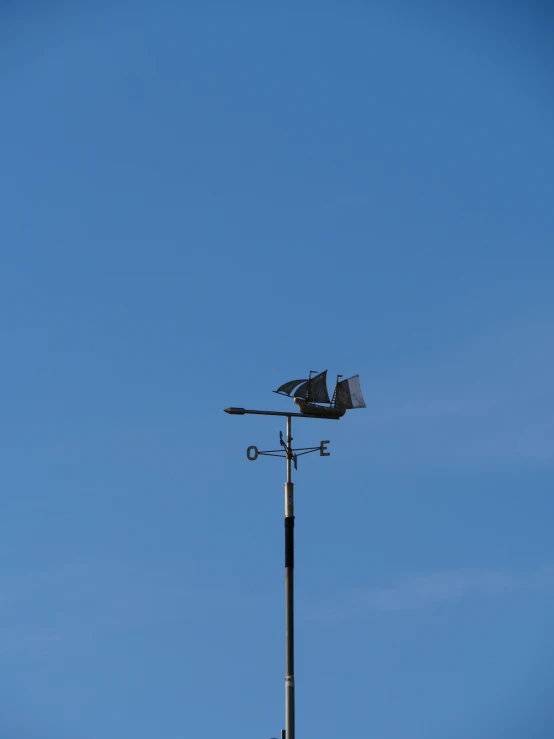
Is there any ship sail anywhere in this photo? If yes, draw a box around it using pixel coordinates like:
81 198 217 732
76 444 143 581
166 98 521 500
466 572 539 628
335 374 366 409
275 378 308 396
293 370 330 404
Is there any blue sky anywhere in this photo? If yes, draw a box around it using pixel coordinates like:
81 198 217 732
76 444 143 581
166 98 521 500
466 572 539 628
1 2 554 737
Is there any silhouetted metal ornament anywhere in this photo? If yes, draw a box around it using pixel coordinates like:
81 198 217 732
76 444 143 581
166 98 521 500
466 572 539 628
274 369 366 418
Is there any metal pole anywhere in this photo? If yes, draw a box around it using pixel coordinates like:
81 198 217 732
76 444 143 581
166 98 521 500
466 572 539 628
284 415 295 739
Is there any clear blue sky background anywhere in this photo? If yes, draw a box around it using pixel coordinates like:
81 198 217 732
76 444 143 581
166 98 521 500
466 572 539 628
1 2 554 737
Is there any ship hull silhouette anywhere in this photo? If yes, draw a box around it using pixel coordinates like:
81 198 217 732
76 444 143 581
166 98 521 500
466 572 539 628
292 397 345 418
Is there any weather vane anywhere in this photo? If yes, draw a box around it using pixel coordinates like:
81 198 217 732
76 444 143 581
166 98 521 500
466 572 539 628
224 369 366 739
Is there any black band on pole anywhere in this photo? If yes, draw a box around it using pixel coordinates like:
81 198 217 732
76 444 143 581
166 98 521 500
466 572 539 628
285 516 294 568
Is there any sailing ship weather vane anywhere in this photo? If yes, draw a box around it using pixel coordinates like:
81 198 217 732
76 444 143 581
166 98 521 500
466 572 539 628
274 369 366 418
224 369 366 739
